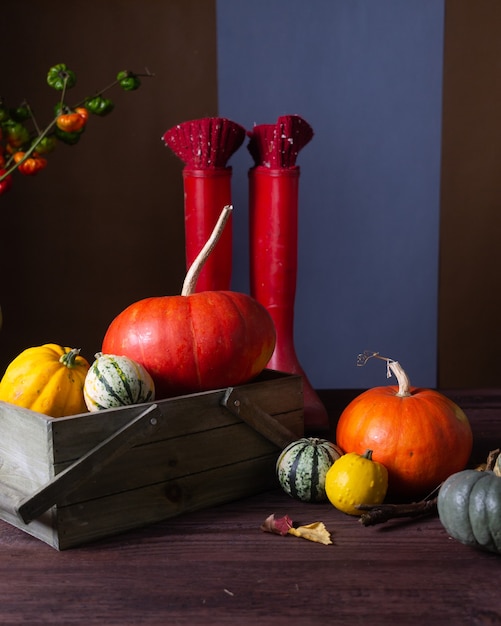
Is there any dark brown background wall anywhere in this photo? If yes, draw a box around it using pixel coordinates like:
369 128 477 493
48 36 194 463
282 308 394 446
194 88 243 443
439 0 501 387
2 1 501 389
0 1 218 372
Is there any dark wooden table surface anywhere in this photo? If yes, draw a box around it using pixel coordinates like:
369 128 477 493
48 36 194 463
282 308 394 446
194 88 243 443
0 388 500 626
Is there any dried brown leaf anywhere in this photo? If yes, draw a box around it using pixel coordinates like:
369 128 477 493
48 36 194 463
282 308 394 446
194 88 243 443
288 522 332 545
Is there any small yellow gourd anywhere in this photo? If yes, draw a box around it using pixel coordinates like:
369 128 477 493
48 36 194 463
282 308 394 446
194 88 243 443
0 343 90 417
325 449 388 515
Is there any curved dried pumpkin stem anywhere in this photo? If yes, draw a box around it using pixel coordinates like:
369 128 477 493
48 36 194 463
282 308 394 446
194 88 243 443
486 448 501 472
181 205 233 296
387 360 412 397
357 351 411 397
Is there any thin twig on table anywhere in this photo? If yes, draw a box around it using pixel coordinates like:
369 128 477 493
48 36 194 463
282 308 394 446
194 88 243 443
357 448 501 527
357 498 438 527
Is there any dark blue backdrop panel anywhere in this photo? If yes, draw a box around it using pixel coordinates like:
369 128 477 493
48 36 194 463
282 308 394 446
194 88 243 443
216 0 445 389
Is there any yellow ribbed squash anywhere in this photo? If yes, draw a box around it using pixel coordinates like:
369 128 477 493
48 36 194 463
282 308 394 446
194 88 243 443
0 343 90 417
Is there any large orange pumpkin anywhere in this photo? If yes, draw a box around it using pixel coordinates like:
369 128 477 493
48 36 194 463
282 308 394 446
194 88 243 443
335 356 473 497
101 206 276 398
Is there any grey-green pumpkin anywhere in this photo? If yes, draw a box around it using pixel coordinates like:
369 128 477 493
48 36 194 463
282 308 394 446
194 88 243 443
437 469 501 554
276 437 343 503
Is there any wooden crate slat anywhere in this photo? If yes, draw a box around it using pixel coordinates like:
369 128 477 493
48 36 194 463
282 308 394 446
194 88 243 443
56 454 279 550
50 372 302 464
0 402 53 490
0 481 58 548
55 421 282 504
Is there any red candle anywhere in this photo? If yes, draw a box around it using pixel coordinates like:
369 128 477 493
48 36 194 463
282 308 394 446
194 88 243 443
249 165 329 433
183 167 233 292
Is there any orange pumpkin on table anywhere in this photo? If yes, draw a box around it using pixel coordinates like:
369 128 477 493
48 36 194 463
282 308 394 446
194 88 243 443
335 353 473 498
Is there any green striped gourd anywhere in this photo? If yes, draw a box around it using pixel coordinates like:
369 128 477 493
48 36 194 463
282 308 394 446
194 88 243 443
276 437 343 503
84 353 155 411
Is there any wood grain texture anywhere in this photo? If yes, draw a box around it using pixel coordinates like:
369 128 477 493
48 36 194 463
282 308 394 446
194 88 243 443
0 389 498 624
0 372 303 549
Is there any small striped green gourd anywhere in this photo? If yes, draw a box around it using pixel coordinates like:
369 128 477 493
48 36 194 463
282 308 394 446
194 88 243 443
276 437 343 503
84 353 155 411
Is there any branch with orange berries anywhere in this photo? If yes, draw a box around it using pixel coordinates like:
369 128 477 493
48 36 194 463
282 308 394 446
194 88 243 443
0 63 154 195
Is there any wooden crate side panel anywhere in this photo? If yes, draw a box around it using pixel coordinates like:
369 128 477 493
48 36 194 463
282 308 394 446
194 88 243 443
0 402 53 493
55 420 288 505
55 454 279 550
51 393 235 463
50 374 303 465
0 481 58 548
237 373 303 413
0 373 303 549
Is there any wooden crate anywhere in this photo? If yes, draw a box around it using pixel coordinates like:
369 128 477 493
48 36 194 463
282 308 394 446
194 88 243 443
0 370 303 550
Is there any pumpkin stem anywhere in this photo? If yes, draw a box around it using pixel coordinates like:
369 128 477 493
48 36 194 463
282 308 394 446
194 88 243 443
356 351 411 397
181 205 233 296
362 449 374 461
485 448 501 472
387 360 412 397
59 348 82 369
